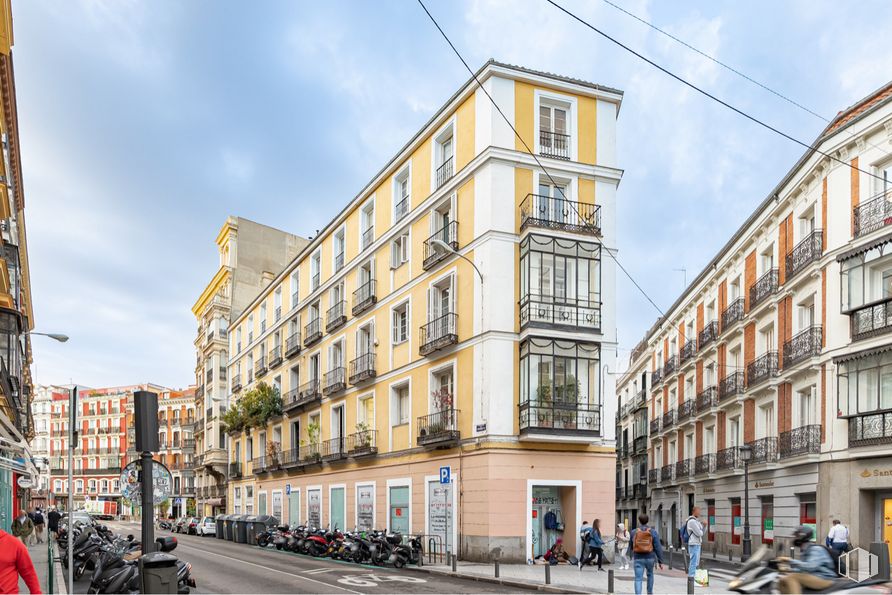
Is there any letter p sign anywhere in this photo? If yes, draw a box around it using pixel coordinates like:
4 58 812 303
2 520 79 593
439 466 451 484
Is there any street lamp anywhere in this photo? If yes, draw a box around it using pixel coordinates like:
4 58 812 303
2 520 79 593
739 443 753 560
429 239 483 282
28 332 69 343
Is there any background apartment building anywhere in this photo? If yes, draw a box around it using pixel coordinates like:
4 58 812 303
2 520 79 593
224 61 620 563
192 217 305 517
0 1 37 532
616 81 892 558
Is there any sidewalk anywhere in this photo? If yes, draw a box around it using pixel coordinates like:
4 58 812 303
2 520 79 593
18 538 67 594
415 559 731 594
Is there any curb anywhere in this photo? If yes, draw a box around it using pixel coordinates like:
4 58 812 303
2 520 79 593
51 542 67 595
405 565 589 594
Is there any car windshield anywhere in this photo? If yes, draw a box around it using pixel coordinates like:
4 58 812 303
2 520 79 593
203 517 214 523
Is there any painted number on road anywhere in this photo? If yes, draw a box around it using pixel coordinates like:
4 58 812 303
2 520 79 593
337 573 427 587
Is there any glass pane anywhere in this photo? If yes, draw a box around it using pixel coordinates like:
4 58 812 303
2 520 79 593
882 365 892 409
859 369 879 411
539 106 551 132
554 108 567 134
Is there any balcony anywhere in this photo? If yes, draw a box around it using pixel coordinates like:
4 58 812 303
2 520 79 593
419 313 458 356
346 429 378 458
674 459 691 482
436 156 454 189
721 297 745 331
719 372 745 402
255 356 268 378
274 306 281 322
182 439 195 453
322 367 346 395
539 129 571 160
660 465 674 483
394 196 409 222
304 317 322 346
648 468 657 484
269 346 283 369
786 230 823 280
651 367 663 386
677 399 695 424
694 453 715 475
747 437 779 464
518 400 601 439
746 351 778 388
749 268 779 310
417 408 460 447
698 320 718 350
334 252 344 273
680 339 696 366
311 272 320 291
649 417 661 435
783 326 822 368
348 352 376 384
285 332 301 358
662 408 676 430
634 435 647 454
326 301 347 333
715 446 741 471
83 467 122 476
664 354 678 378
320 437 347 462
519 294 601 332
695 386 718 415
850 298 892 341
779 425 821 457
519 193 601 235
848 411 892 447
422 221 459 270
352 280 377 316
283 382 321 413
361 226 374 251
853 190 892 237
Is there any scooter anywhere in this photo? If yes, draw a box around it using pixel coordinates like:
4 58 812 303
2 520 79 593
87 536 195 594
388 535 424 568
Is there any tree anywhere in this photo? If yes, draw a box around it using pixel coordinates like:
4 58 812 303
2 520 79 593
221 381 282 432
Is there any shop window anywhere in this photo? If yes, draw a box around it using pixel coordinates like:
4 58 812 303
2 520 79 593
389 485 410 534
731 498 741 545
799 495 817 541
761 496 774 545
706 500 715 542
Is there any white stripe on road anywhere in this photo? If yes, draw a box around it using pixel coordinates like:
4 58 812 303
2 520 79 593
174 542 363 594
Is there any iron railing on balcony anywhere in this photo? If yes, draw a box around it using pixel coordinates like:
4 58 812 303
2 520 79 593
664 355 679 377
297 379 321 404
651 367 663 386
747 436 779 464
322 367 346 395
634 388 647 409
420 312 458 356
228 462 242 479
719 372 745 402
853 190 892 237
779 425 821 457
519 294 601 331
518 401 600 434
326 301 347 333
205 369 213 384
675 459 691 481
394 196 409 222
699 320 718 350
850 298 892 341
649 417 661 434
680 339 696 365
783 326 822 367
677 399 695 423
361 226 374 251
786 230 823 280
539 129 571 160
746 351 778 388
519 193 601 235
311 271 320 291
334 251 344 273
648 468 658 484
848 411 892 447
255 356 267 378
722 297 745 331
749 268 779 310
304 317 322 346
694 453 715 475
422 221 459 270
320 437 347 461
436 156 454 188
662 408 676 430
346 430 378 456
696 386 718 414
634 435 647 454
715 446 740 471
660 465 674 483
417 408 460 446
348 352 376 384
269 345 282 368
285 332 301 357
352 279 377 316
230 374 241 393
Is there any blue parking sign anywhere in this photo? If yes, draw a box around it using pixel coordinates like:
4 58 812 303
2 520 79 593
439 466 451 484
285 483 292 495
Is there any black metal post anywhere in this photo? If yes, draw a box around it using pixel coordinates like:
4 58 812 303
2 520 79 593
494 560 499 578
687 577 695 594
742 460 751 560
141 452 155 553
607 569 614 593
544 564 551 585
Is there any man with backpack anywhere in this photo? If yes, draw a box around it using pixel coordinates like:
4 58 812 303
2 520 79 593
682 507 704 580
626 513 665 595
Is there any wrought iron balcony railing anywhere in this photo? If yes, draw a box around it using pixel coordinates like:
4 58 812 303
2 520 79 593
519 294 601 331
419 312 458 356
779 424 821 457
649 417 661 434
786 230 823 280
694 453 715 475
664 354 679 377
721 297 745 331
783 326 822 367
747 436 779 464
417 408 460 446
422 221 459 270
660 465 674 483
848 411 892 447
255 356 267 378
679 341 695 366
346 429 378 457
352 279 377 316
719 372 745 402
696 386 718 414
436 156 454 189
715 446 741 471
651 367 663 386
648 468 657 484
850 298 892 341
322 367 346 395
349 352 376 384
228 462 242 479
361 226 374 251
320 437 347 462
539 129 571 160
677 399 695 424
311 272 320 291
662 408 676 430
297 379 321 405
698 320 718 350
519 193 601 235
269 345 282 368
394 196 409 222
519 401 601 435
304 317 322 346
334 251 344 273
749 268 779 310
746 351 778 388
675 459 691 481
325 301 347 333
853 190 892 237
285 332 301 358
634 435 647 454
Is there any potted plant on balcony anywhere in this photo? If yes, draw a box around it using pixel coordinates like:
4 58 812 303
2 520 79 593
302 421 322 463
351 421 374 455
422 388 454 440
553 375 581 429
267 440 281 469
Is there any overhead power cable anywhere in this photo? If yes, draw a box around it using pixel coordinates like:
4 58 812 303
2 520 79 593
415 0 665 318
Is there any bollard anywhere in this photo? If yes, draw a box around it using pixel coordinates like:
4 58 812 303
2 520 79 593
452 553 457 572
545 564 551 585
790 546 796 560
494 560 500 578
728 547 732 562
47 540 54 595
712 542 717 559
668 546 673 570
607 569 614 594
687 576 695 594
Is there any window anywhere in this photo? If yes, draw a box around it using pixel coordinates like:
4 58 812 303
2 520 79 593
333 227 346 272
759 403 775 438
729 416 740 447
431 366 454 412
392 301 409 344
311 251 321 291
393 166 410 222
539 101 570 159
236 327 242 353
798 386 817 427
798 296 815 330
837 351 892 415
358 394 374 427
245 485 254 515
247 315 254 344
360 200 375 250
393 384 410 425
260 302 267 333
519 338 601 419
290 271 299 307
760 245 774 274
428 274 454 321
434 124 454 189
274 288 282 321
391 233 409 269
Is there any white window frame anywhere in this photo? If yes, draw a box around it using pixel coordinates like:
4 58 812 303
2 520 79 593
391 232 409 269
357 392 375 427
385 477 412 534
392 164 411 225
391 381 411 427
310 250 322 291
290 270 300 308
355 481 376 531
328 483 347 531
391 299 410 345
360 197 376 251
430 117 456 192
534 89 577 161
332 224 346 273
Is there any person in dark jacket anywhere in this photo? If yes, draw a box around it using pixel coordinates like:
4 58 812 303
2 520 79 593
581 518 605 571
31 509 45 544
626 513 665 595
47 508 61 537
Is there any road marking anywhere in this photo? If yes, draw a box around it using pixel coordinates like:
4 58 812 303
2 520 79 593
337 573 427 587
302 567 366 575
174 542 363 594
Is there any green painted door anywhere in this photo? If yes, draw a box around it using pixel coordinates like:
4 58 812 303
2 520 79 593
288 491 300 525
330 487 345 531
259 492 267 516
0 468 11 532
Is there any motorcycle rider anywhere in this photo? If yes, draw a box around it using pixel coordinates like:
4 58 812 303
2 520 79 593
777 526 837 594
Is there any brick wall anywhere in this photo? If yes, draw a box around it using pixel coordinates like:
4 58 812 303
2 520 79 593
678 374 685 403
744 322 756 366
851 157 860 237
695 360 704 394
678 429 685 460
718 280 727 330
696 303 704 338
718 342 727 380
778 214 791 285
778 383 792 434
717 411 726 450
744 399 755 443
696 421 703 456
745 250 756 311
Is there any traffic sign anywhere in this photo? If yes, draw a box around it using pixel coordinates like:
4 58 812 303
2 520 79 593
285 483 292 496
439 466 451 484
120 460 172 506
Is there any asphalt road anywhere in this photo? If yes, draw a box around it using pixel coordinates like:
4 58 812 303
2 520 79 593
67 521 538 594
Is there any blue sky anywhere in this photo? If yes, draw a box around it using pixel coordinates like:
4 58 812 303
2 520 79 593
15 0 892 388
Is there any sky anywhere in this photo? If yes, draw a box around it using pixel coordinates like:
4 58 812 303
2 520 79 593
14 0 892 388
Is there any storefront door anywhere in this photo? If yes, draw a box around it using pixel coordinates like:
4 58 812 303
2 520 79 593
731 500 741 545
706 500 715 542
531 487 562 558
427 479 453 557
884 498 892 564
330 487 345 531
389 486 409 534
307 488 321 528
761 497 774 545
288 490 300 525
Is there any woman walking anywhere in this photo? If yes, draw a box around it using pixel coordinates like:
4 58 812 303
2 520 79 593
616 523 631 570
583 518 606 571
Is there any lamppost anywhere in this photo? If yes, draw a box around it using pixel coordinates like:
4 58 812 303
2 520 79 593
27 332 69 343
739 443 753 560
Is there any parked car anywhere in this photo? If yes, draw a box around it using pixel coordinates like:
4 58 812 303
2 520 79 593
196 516 216 536
187 517 201 535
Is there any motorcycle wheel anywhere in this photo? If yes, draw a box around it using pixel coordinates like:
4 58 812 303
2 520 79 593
393 557 405 569
75 564 85 580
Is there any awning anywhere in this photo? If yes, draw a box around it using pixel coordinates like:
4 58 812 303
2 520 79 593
833 343 892 364
837 231 892 262
205 498 224 507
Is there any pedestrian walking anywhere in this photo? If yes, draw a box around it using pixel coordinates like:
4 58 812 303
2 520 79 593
626 513 665 595
581 518 605 571
826 519 849 553
616 523 631 570
684 506 704 580
31 508 45 544
11 511 34 546
46 507 61 538
578 520 591 569
0 528 41 593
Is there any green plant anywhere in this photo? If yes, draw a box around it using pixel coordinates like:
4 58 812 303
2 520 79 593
431 388 453 412
307 420 321 444
220 381 282 432
355 421 372 447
